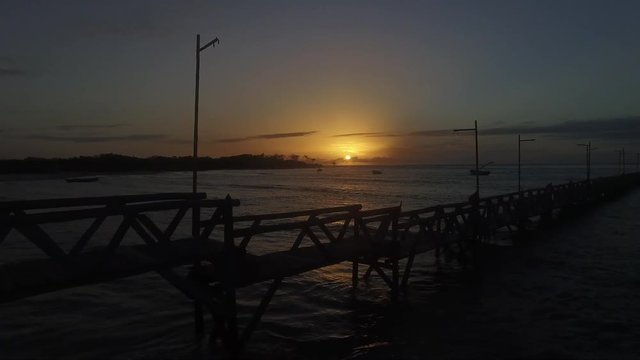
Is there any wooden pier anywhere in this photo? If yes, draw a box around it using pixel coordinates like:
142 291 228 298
1 173 639 356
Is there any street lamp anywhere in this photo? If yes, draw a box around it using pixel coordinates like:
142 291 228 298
577 142 593 181
193 34 220 194
518 135 535 193
454 120 480 197
191 33 218 337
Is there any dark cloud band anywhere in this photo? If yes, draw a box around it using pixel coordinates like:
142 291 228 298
218 131 317 143
24 134 165 143
56 123 128 131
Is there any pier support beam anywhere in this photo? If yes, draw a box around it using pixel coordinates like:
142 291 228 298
351 260 359 288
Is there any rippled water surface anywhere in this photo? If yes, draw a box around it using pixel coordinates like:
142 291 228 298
1 165 638 359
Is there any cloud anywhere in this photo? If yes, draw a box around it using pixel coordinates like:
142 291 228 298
332 132 399 138
56 123 128 131
408 129 464 137
0 68 26 76
0 57 26 77
333 129 467 138
331 116 640 142
24 134 166 143
482 116 640 140
218 131 317 143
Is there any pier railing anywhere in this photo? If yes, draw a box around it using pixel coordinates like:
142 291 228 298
1 173 639 355
0 193 239 303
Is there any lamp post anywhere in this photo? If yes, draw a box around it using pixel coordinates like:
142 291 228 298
518 135 536 193
577 142 593 181
454 120 480 197
191 33 219 336
193 34 219 194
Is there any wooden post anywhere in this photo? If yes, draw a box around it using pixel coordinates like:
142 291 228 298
518 134 521 193
390 212 400 300
193 34 200 195
474 120 479 197
351 215 359 288
192 195 204 336
470 195 481 268
192 34 204 337
222 195 238 352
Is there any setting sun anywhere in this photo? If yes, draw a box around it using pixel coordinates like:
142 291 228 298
344 155 352 160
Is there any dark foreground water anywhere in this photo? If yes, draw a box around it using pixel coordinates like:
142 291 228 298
1 165 638 359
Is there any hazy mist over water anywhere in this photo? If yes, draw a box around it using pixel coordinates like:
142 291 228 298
1 165 638 359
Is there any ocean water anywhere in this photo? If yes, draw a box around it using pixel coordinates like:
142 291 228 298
1 164 638 359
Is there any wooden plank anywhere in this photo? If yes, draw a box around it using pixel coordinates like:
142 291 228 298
9 200 190 225
238 220 260 249
69 216 106 256
200 207 222 240
305 227 329 257
163 206 188 240
336 218 351 243
316 221 337 243
130 218 157 245
239 278 282 349
100 218 132 265
356 206 401 218
12 210 69 263
136 214 166 243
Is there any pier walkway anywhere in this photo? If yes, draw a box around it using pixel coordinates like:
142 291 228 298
1 173 638 355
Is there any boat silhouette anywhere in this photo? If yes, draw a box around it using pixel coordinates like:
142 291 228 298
470 161 493 176
65 176 100 183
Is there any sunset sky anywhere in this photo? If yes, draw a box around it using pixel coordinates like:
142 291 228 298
1 1 639 164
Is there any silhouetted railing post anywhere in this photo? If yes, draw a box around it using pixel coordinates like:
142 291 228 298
352 214 360 289
390 210 400 300
222 194 238 352
192 195 203 336
474 120 479 196
469 194 481 268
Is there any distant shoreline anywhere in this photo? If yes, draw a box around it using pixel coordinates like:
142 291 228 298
0 153 318 175
0 154 611 177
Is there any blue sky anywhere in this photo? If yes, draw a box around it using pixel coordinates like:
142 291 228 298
1 1 639 164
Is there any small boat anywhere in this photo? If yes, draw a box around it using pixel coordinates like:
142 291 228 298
470 161 493 176
470 169 490 176
65 176 99 183
316 168 323 172
372 170 382 175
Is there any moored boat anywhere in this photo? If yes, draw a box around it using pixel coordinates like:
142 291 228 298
65 176 100 183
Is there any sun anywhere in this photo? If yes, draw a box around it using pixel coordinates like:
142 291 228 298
344 154 351 161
